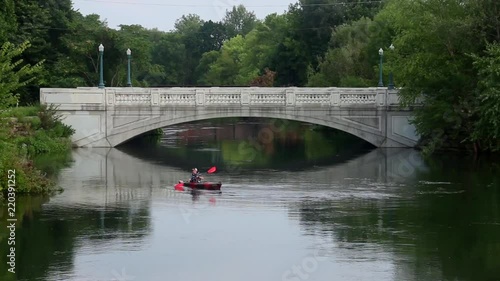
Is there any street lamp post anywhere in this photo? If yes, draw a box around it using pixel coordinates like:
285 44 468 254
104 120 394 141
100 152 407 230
126 48 132 87
388 44 395 90
378 48 384 87
98 44 105 88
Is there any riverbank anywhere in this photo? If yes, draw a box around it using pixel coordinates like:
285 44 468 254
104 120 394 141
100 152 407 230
0 105 74 196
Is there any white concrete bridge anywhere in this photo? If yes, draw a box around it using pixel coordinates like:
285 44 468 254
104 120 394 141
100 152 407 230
39 87 420 148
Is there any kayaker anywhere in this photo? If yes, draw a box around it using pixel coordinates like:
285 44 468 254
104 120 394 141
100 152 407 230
189 168 203 183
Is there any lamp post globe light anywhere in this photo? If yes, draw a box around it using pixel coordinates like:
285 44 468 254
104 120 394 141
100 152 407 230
98 44 105 88
388 44 395 90
126 48 132 87
378 48 384 87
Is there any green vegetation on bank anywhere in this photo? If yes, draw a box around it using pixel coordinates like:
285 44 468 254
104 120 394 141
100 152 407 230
377 0 500 154
1 0 499 153
0 105 74 194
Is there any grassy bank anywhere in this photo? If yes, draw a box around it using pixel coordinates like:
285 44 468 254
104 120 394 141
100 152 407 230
0 105 74 195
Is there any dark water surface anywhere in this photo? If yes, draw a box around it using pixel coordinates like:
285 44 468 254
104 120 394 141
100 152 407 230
1 119 500 281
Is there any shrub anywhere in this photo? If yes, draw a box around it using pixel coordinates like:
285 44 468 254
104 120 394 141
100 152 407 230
0 105 74 194
48 122 75 138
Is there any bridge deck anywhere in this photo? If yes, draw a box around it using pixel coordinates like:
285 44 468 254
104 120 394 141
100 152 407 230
40 87 404 110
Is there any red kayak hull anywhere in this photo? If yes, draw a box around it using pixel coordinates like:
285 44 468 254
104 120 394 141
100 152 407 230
183 181 222 190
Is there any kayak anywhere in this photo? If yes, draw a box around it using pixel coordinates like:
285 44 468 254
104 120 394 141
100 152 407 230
183 181 222 190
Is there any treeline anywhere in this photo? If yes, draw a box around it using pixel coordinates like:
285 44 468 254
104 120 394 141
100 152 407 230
0 0 383 103
1 0 499 153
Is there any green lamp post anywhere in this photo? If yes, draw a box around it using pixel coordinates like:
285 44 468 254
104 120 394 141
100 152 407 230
98 44 105 88
378 47 384 87
388 44 395 90
126 48 132 87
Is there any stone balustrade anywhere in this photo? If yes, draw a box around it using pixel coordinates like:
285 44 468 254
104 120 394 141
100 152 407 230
40 87 403 110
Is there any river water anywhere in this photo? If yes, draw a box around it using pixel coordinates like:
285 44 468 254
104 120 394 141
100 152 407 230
1 119 499 281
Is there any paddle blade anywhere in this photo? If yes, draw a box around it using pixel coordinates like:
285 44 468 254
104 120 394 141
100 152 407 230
207 166 217 174
174 183 185 191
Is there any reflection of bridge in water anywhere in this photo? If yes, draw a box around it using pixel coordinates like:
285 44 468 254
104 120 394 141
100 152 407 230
54 147 426 208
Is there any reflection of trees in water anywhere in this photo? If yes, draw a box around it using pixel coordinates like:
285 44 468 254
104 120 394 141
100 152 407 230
73 203 151 243
119 118 374 171
291 156 500 281
0 196 152 281
32 152 74 179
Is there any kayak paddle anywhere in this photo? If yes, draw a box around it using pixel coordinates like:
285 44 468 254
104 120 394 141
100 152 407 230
207 166 217 174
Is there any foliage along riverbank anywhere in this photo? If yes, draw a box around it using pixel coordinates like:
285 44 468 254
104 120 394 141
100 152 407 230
0 105 74 196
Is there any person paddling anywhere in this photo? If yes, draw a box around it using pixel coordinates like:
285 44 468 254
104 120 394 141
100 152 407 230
189 168 203 183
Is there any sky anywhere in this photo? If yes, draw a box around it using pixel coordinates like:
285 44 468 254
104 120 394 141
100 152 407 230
71 0 297 31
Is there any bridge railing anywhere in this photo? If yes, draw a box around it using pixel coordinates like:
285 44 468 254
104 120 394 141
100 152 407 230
40 87 403 110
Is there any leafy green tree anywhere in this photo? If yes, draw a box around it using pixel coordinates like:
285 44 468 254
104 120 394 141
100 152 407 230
53 13 115 87
174 14 203 34
469 0 500 44
269 36 309 86
222 5 258 38
262 0 384 86
199 13 293 86
260 4 307 86
307 17 378 87
0 0 16 43
10 0 75 103
151 33 186 85
174 14 205 85
239 13 290 83
290 0 383 69
201 35 247 85
377 0 492 152
199 20 228 53
196 50 221 85
0 41 44 109
52 14 100 87
470 43 500 151
114 24 165 87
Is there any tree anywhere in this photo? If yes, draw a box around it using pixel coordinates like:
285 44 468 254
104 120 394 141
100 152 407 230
269 36 309 86
290 0 383 70
470 0 500 43
0 41 43 109
201 35 247 85
53 13 114 87
115 24 166 87
174 14 203 34
250 68 276 86
376 0 490 152
470 43 500 151
239 13 290 82
307 17 378 87
0 0 16 43
151 33 186 86
222 5 258 38
174 14 205 85
10 0 75 103
199 20 228 53
196 51 221 85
